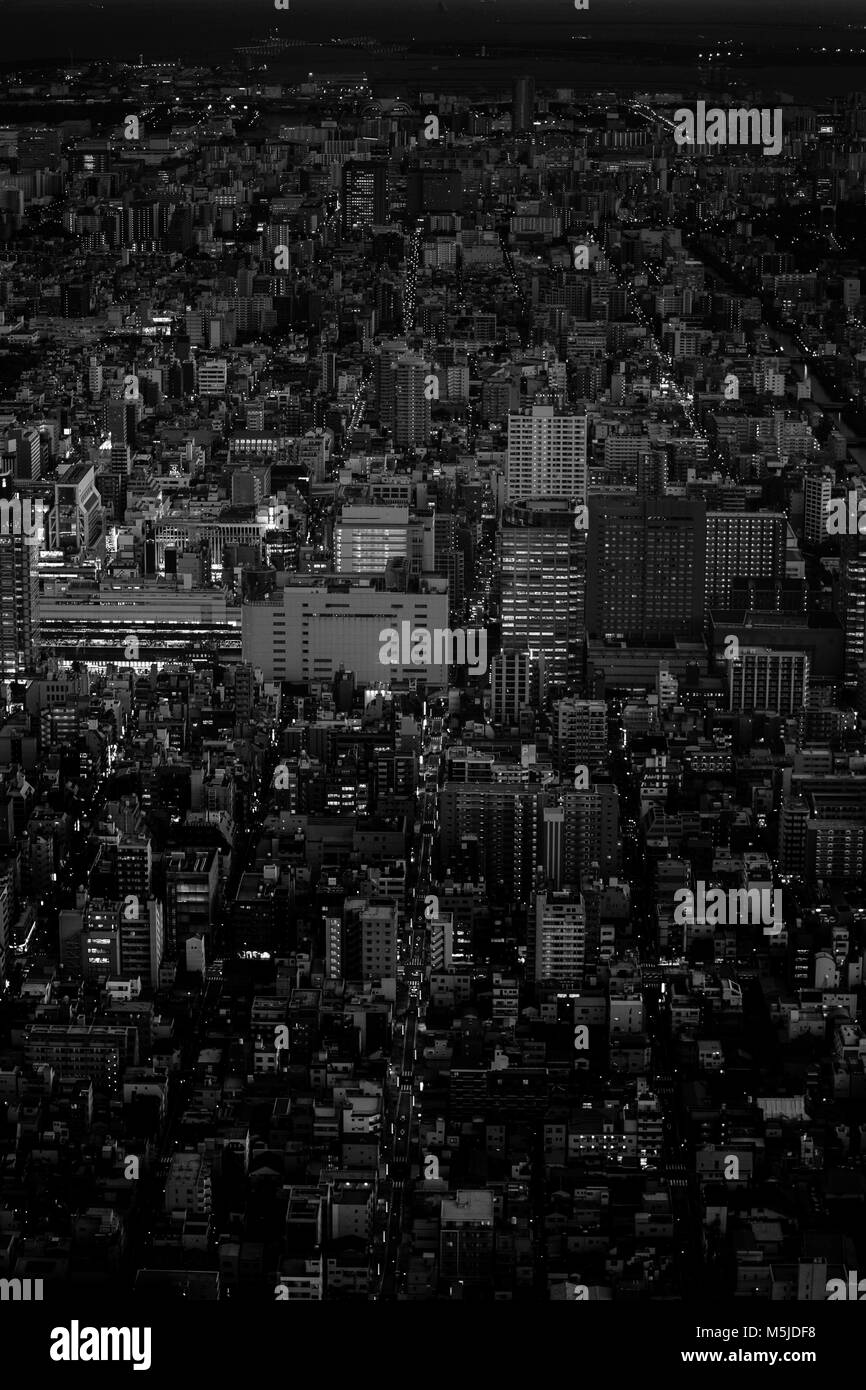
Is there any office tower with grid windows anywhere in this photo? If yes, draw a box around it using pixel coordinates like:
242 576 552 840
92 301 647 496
840 538 866 690
586 495 706 641
506 404 587 503
342 160 388 232
727 647 809 716
499 499 586 697
0 495 40 678
705 510 786 611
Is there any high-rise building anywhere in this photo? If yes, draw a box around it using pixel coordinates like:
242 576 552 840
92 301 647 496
12 428 41 481
342 160 388 232
24 1024 137 1093
439 780 544 901
125 199 161 247
543 783 621 883
506 405 587 503
197 359 228 396
533 889 586 988
727 647 809 715
165 849 218 952
512 76 536 134
320 351 337 394
117 834 153 901
361 900 398 979
392 356 432 450
586 496 706 641
705 511 786 611
433 512 468 611
334 505 410 574
0 496 40 678
553 698 608 777
490 649 536 725
839 544 866 690
50 462 103 552
779 793 810 876
119 898 164 990
803 470 834 548
499 500 586 697
428 911 454 971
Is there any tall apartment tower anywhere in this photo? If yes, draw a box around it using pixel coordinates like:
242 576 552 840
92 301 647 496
499 499 586 697
543 783 621 883
384 355 431 451
321 351 337 394
586 495 706 641
705 511 786 611
803 470 834 549
0 497 40 678
512 76 536 134
506 405 587 503
439 781 544 902
533 889 586 988
553 698 608 776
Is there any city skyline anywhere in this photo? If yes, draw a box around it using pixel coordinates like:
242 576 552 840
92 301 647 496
0 0 862 1357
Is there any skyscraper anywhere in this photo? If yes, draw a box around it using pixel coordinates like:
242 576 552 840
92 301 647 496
0 493 40 678
499 500 586 697
839 540 866 690
533 889 586 988
506 404 587 503
586 496 706 642
512 76 536 134
392 355 432 450
803 470 833 549
341 160 388 233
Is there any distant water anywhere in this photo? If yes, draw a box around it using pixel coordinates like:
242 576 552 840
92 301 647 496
0 0 863 103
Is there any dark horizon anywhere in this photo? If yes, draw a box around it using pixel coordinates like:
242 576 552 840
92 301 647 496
1 0 865 65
